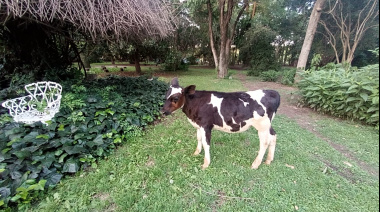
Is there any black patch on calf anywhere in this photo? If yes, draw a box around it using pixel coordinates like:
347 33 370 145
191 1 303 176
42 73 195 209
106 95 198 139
183 91 223 128
261 90 281 121
230 124 241 132
270 126 276 136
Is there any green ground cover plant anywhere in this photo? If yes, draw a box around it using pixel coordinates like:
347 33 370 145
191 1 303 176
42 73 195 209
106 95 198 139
298 63 379 128
0 76 167 210
29 68 379 212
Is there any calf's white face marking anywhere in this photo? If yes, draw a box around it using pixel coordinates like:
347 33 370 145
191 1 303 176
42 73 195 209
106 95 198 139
167 86 183 100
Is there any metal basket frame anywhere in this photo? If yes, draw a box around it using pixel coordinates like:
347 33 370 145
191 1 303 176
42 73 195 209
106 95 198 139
1 81 62 124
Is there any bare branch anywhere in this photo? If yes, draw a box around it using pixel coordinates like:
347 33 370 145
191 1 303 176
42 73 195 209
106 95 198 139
0 0 175 41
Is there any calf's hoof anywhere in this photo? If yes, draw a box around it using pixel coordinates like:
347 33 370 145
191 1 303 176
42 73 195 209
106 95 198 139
193 149 201 156
251 162 260 170
201 164 209 170
264 160 272 165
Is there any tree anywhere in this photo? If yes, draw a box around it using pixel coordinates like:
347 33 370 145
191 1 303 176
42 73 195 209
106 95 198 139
210 0 250 78
319 0 379 64
188 0 250 78
239 24 279 75
296 0 327 71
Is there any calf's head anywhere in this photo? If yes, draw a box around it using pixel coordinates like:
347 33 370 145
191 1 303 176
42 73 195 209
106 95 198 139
161 78 186 115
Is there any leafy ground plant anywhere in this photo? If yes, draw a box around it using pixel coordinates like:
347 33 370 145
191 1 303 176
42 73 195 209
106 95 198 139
298 63 379 128
0 76 168 210
31 68 379 212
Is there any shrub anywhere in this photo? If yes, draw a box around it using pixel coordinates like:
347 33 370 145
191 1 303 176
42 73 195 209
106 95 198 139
280 68 296 85
0 76 168 209
239 24 280 76
259 70 279 82
298 63 379 127
160 50 189 72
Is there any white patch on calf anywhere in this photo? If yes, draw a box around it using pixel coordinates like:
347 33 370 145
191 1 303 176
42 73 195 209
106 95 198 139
246 90 267 116
208 94 234 132
239 98 249 107
188 118 201 129
167 86 183 99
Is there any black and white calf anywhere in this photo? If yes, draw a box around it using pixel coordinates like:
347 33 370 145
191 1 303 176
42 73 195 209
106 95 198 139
162 78 281 169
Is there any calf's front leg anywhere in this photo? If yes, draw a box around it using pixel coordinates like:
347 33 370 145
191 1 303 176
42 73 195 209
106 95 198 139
199 127 212 170
193 128 202 155
251 130 270 169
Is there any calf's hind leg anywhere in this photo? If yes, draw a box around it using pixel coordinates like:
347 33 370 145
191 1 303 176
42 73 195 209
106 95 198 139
265 127 277 165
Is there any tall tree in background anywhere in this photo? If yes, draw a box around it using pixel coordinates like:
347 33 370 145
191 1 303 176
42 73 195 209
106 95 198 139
319 0 379 64
209 0 250 78
188 0 251 78
296 0 326 73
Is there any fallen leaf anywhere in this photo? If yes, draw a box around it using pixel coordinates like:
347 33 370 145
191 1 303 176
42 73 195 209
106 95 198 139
343 161 353 167
285 164 295 169
323 167 328 174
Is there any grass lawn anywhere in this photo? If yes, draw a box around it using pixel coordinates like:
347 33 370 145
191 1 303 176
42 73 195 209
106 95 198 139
32 68 379 212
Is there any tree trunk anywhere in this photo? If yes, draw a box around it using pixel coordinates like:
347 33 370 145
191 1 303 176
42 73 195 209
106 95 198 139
295 0 326 82
134 49 142 75
206 0 248 79
207 0 219 69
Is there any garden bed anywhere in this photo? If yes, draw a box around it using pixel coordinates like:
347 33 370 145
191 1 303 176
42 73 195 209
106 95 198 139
0 76 168 209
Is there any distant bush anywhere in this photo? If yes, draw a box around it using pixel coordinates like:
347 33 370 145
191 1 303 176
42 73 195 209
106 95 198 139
298 63 379 127
280 68 296 85
258 68 296 85
161 50 189 72
259 70 279 82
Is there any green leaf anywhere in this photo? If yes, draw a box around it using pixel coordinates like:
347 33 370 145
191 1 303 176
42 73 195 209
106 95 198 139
13 150 31 159
348 84 359 91
359 93 369 102
10 194 21 202
36 134 49 140
58 124 65 131
63 146 87 155
55 149 64 156
346 97 360 103
93 134 104 145
22 131 39 142
367 107 379 113
59 153 68 163
62 159 79 173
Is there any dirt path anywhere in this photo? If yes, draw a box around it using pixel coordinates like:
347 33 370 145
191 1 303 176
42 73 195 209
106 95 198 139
235 72 379 178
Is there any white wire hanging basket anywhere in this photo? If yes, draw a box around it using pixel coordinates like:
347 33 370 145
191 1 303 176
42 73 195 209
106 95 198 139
1 81 62 125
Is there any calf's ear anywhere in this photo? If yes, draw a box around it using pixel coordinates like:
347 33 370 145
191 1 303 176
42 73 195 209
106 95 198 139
171 77 179 86
184 85 196 95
